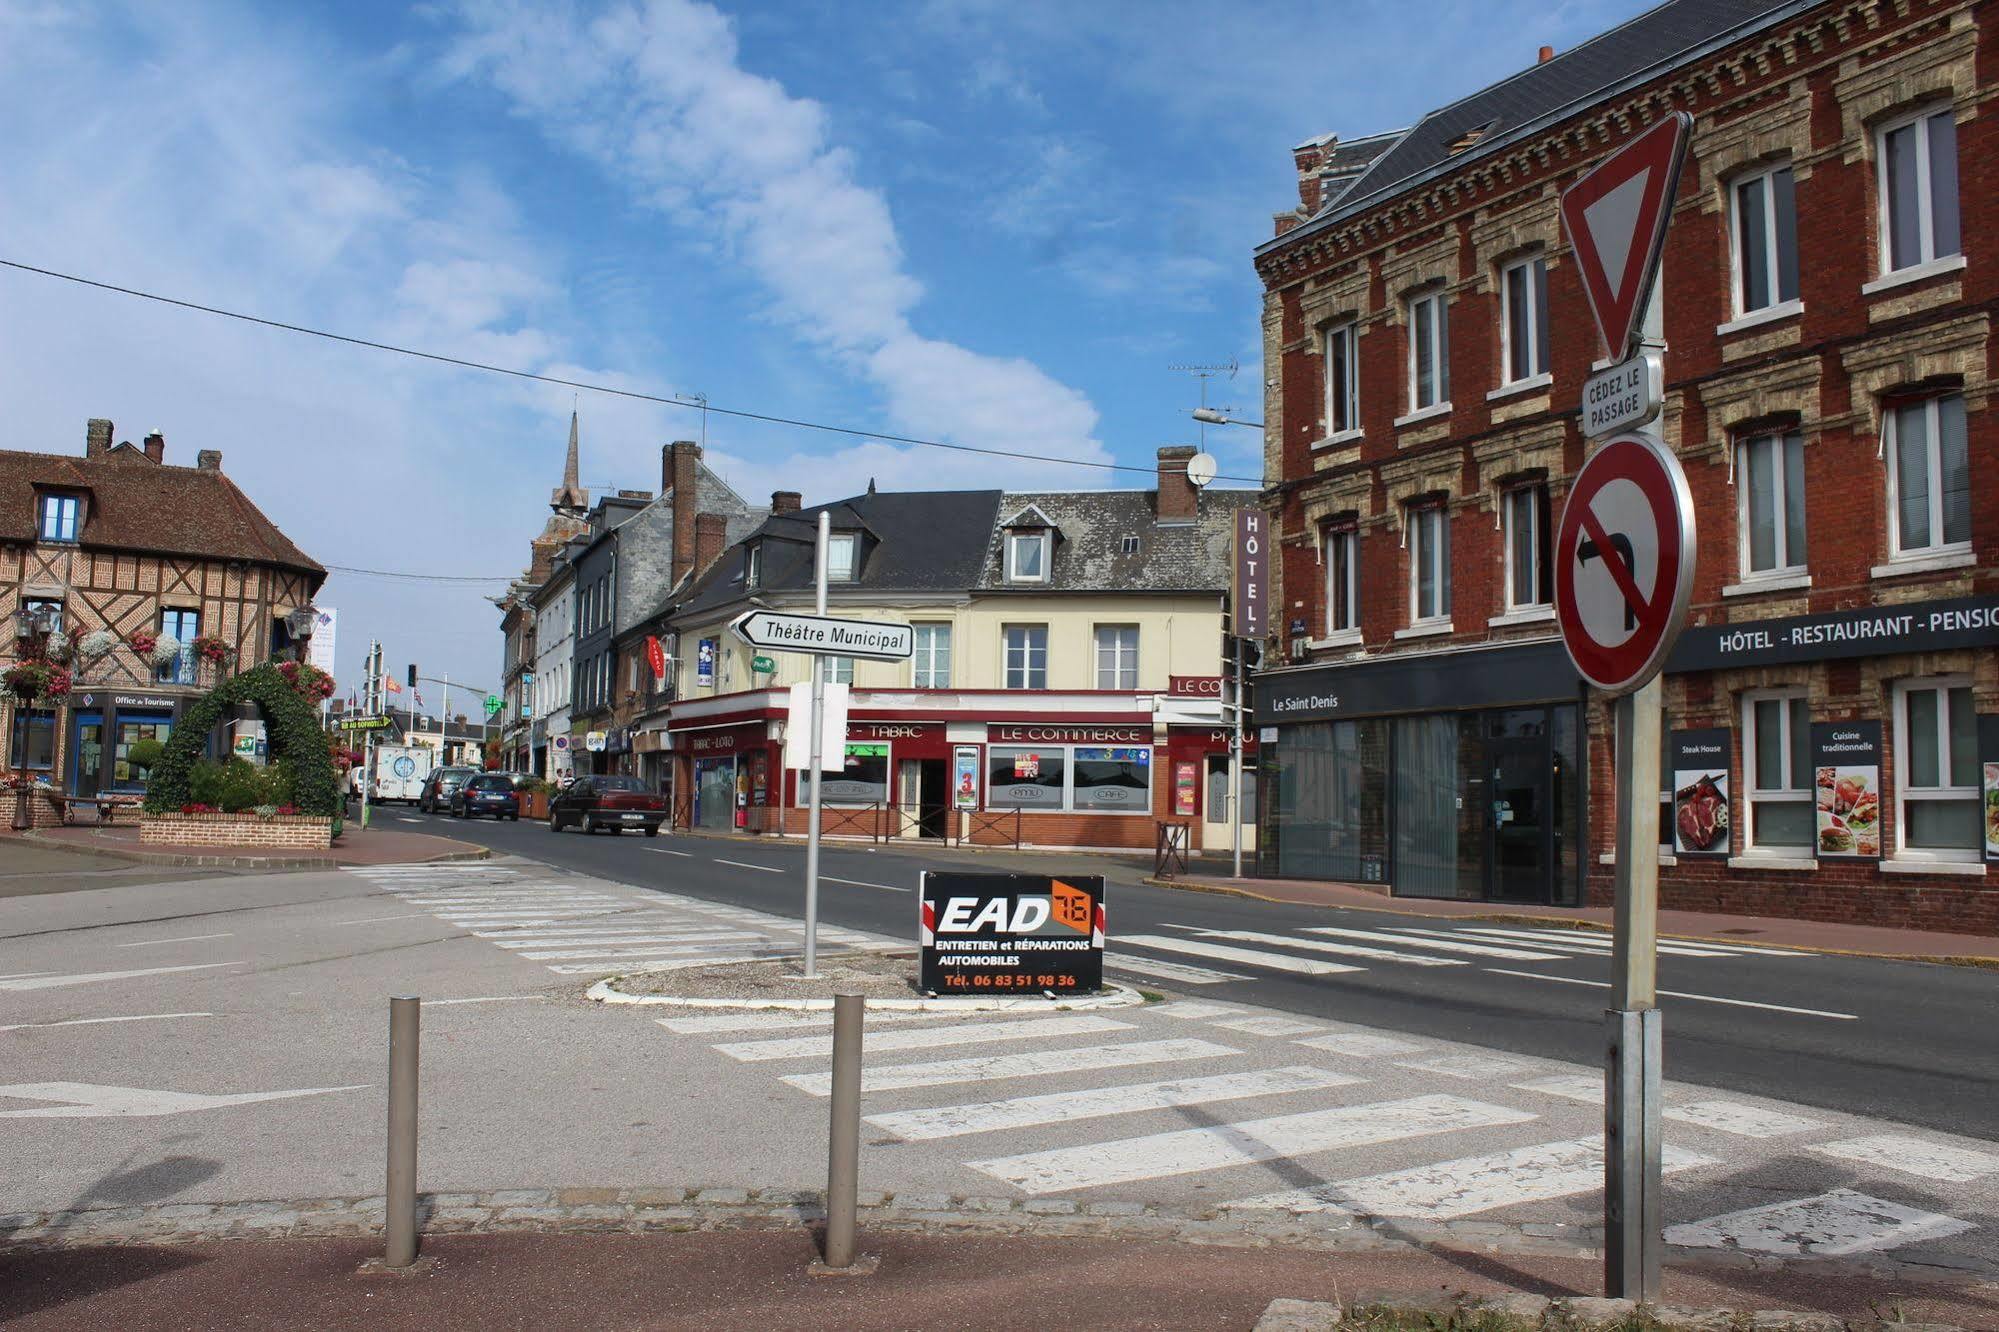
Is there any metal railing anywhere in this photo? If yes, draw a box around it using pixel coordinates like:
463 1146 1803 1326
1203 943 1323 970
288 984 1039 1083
951 807 1022 849
820 802 889 843
1154 821 1191 878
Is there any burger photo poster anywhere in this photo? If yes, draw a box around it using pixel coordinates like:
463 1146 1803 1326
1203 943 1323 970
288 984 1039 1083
1981 716 1999 866
1669 728 1732 858
1810 720 1882 860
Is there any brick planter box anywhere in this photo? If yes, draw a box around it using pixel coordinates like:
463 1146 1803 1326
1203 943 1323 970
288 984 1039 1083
8 790 64 830
140 811 336 850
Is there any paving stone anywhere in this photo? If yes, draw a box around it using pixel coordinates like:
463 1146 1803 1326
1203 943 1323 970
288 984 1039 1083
1084 1201 1147 1217
692 1188 750 1206
1253 1297 1342 1331
624 1188 688 1206
854 1191 887 1207
886 1193 952 1212
959 1197 1017 1214
556 1188 622 1206
494 1207 565 1224
486 1190 553 1207
1022 1200 1077 1215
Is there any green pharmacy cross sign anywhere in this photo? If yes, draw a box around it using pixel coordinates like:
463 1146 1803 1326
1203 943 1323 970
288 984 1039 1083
483 695 503 717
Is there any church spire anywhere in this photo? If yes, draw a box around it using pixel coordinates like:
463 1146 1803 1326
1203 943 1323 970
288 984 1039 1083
550 410 589 514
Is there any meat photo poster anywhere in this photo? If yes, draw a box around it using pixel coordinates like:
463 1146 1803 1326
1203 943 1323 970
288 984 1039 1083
1669 728 1731 857
1810 720 1882 860
1981 715 1999 866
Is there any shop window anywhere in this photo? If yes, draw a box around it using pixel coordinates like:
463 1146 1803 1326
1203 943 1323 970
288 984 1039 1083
1736 431 1806 577
1072 747 1151 812
1503 486 1551 609
1003 624 1048 690
157 608 200 685
113 713 174 790
1095 625 1139 690
1500 255 1549 384
824 743 888 806
1732 162 1799 315
1407 504 1451 625
1406 288 1450 412
1323 322 1358 435
912 624 951 688
1886 394 1971 558
1892 677 1978 860
1877 105 1960 275
1006 532 1049 583
11 707 56 770
1267 718 1390 883
37 493 80 542
1323 527 1358 634
826 533 859 582
988 747 1065 809
1742 689 1811 851
826 656 855 685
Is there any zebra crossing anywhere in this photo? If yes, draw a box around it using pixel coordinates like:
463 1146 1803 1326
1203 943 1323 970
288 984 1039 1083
647 993 1992 1260
346 862 892 978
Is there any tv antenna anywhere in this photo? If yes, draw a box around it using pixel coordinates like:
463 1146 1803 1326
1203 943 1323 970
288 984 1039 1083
1170 358 1239 452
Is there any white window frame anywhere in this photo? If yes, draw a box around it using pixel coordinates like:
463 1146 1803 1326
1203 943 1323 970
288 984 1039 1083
825 533 858 582
1406 504 1450 625
1323 321 1359 437
1323 527 1358 634
1406 287 1449 412
1005 531 1050 583
1502 485 1549 610
1499 256 1547 384
1735 431 1807 578
37 493 80 542
1891 676 1979 863
1741 687 1812 854
1094 625 1140 691
826 656 855 685
1730 161 1800 316
1875 102 1960 276
745 543 761 589
911 623 951 689
1003 624 1048 691
1885 394 1971 560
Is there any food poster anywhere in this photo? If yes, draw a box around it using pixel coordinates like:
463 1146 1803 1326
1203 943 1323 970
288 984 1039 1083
1174 760 1199 817
1014 752 1040 780
1669 728 1731 857
1981 716 1999 864
1810 721 1882 860
953 746 980 811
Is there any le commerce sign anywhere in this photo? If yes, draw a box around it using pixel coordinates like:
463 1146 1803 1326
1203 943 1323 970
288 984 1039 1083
919 872 1104 995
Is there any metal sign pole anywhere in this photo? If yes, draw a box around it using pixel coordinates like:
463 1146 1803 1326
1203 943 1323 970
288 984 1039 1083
1606 672 1663 1299
361 639 378 830
803 510 830 979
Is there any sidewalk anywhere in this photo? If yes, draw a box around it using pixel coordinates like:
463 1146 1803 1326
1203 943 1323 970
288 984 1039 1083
1147 871 1999 964
2 1225 1989 1331
20 821 490 870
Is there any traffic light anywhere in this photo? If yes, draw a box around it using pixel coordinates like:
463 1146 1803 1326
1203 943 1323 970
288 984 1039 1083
407 664 418 688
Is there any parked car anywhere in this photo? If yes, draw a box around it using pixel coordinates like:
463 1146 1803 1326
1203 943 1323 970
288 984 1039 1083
547 775 666 835
450 772 522 821
417 765 480 814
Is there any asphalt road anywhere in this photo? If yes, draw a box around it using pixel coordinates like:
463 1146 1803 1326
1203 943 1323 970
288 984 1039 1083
387 808 1999 1138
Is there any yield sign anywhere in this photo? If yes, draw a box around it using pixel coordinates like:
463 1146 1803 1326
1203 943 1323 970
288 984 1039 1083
1559 111 1692 359
1553 433 1696 694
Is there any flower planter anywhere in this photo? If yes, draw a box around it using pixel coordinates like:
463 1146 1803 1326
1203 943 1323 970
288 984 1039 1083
8 789 64 830
140 811 336 851
520 791 549 820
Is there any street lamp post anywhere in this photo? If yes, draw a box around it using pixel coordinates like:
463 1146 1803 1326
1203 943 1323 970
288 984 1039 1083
1189 408 1267 879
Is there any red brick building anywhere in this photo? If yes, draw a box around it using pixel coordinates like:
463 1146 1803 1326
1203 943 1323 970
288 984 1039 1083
1252 0 1997 930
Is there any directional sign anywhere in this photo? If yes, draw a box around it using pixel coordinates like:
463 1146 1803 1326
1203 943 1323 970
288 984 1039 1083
339 715 392 730
1554 433 1696 694
731 610 913 661
1560 112 1692 360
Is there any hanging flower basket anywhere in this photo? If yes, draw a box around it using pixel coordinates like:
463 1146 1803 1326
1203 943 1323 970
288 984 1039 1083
148 635 183 668
43 631 73 663
191 634 233 665
128 630 159 657
4 661 53 701
79 629 119 663
276 660 336 701
44 667 73 698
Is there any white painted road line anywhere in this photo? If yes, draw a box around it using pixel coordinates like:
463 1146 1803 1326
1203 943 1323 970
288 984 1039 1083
543 953 797 975
713 859 784 874
331 914 432 926
0 1081 370 1119
1227 1137 1713 1220
427 996 548 1006
865 1066 1363 1141
1665 1189 1974 1256
515 942 784 961
1294 1033 1427 1059
115 933 234 948
1809 1134 1999 1183
491 932 759 948
1664 1100 1827 1139
822 876 909 892
0 963 242 992
1119 935 1362 976
717 1014 1133 1063
780 1038 1237 1096
1195 929 1466 968
1104 955 1249 985
1458 926 1788 959
1209 1016 1328 1037
1509 1073 1602 1104
1483 969 1859 1019
1307 926 1567 962
0 1013 215 1033
1153 1002 1246 1020
968 1093 1536 1195
1396 1053 1530 1081
646 848 696 857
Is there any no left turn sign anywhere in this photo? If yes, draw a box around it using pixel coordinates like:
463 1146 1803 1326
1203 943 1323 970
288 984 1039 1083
1554 432 1696 694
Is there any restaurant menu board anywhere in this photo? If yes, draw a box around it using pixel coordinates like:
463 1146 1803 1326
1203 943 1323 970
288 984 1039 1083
919 873 1104 995
1669 728 1731 857
1811 721 1882 860
1981 716 1999 865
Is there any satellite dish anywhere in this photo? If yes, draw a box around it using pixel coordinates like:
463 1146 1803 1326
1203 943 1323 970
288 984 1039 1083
1185 453 1218 489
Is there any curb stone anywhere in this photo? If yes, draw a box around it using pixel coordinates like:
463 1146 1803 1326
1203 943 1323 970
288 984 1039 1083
1252 1294 1968 1331
586 975 1148 1012
19 828 493 871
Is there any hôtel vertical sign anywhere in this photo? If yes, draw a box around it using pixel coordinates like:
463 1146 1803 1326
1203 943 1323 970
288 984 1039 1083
1233 508 1266 639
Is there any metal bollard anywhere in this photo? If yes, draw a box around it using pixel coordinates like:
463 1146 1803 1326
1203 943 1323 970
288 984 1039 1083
384 995 421 1268
823 991 864 1268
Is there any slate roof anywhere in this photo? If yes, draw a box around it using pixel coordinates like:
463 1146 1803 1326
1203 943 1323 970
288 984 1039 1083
0 445 323 578
1260 0 1808 253
978 488 1257 594
1298 130 1406 208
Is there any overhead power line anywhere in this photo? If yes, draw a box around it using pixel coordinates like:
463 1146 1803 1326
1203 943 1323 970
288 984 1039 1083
322 562 514 584
1 257 1267 485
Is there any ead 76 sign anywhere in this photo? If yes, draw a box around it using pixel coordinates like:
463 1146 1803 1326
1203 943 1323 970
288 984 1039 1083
918 872 1105 995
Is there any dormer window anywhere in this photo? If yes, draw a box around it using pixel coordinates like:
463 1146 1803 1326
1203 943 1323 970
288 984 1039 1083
38 494 80 543
745 543 762 589
1006 531 1049 582
826 533 858 582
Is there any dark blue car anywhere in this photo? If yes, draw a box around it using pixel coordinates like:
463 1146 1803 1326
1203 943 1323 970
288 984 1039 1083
450 772 521 821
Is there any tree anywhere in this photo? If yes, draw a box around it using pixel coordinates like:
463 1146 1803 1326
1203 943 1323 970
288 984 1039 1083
143 663 341 818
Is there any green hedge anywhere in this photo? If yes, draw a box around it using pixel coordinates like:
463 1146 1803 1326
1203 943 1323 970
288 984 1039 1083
143 662 341 818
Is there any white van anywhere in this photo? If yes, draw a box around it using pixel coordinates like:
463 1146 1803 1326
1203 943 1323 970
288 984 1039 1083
373 745 434 804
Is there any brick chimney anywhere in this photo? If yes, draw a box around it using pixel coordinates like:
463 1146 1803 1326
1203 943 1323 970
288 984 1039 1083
693 512 729 578
666 440 702 584
1538 45 1555 62
86 419 113 458
143 430 165 463
196 450 222 472
1155 445 1199 522
771 491 802 515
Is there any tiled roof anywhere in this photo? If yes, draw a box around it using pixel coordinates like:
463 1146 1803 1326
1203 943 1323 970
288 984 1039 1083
977 488 1258 593
0 446 323 577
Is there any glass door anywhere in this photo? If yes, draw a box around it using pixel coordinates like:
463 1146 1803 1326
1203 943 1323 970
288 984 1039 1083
71 710 106 797
1485 709 1551 903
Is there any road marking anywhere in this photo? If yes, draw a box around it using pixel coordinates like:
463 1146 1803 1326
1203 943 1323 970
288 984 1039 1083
1307 926 1567 962
1665 1189 1973 1256
866 1066 1362 1141
1208 1016 1328 1037
782 1038 1242 1095
491 931 759 947
0 963 241 992
1153 1002 1246 1020
1105 956 1248 985
1509 1073 1603 1104
0 1081 369 1119
646 848 696 857
1482 925 1807 958
718 1013 1133 1063
1458 926 1792 959
516 943 785 961
115 933 234 948
0 972 53 981
1396 1053 1530 1081
1483 969 1859 1019
1665 1100 1826 1138
1225 1137 1713 1220
397 817 423 823
434 911 625 922
1119 935 1362 976
1809 1134 1999 1183
543 952 798 975
713 859 784 874
427 996 548 1006
1194 929 1466 968
822 876 909 892
1294 1033 1426 1059
968 1093 1535 1195
331 914 432 926
0 1012 214 1033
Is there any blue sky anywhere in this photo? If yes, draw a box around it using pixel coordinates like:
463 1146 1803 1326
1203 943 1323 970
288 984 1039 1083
0 0 1641 697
